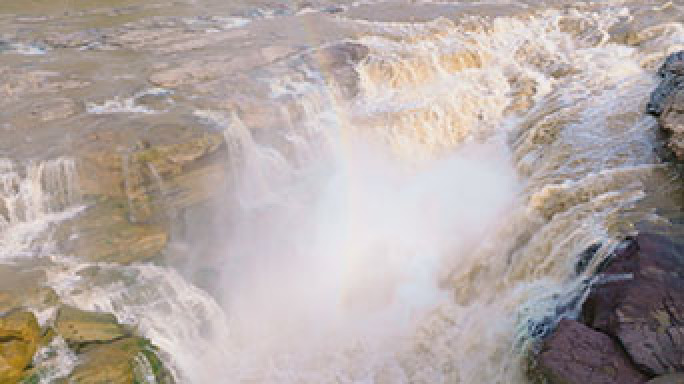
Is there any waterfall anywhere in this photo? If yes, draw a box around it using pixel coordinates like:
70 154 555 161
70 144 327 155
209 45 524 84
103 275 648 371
4 1 683 383
0 157 82 261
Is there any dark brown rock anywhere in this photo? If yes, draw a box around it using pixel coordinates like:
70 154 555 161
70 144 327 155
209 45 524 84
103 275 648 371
583 234 684 376
648 51 684 161
538 318 648 384
658 89 684 160
648 373 684 384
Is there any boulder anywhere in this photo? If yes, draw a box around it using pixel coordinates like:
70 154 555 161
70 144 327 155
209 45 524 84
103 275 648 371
583 234 684 376
648 51 684 161
0 311 41 383
68 337 173 384
647 52 684 117
537 318 647 384
55 305 128 347
659 92 684 160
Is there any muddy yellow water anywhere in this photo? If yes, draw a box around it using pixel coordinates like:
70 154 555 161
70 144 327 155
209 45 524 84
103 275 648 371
1 0 684 383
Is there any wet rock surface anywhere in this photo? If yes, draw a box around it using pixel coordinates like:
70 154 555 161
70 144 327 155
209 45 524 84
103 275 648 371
0 311 41 383
55 305 129 347
0 293 170 384
533 233 684 383
68 337 173 384
583 234 684 376
538 318 647 384
56 199 170 264
53 130 227 264
648 51 684 161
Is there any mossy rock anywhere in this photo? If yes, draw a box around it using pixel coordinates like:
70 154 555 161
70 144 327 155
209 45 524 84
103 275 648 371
68 337 173 384
0 311 41 384
55 305 128 347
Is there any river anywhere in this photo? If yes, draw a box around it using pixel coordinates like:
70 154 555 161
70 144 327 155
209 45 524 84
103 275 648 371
1 0 683 383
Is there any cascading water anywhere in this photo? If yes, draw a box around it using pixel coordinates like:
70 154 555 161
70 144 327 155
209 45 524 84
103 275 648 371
4 1 684 383
0 157 81 260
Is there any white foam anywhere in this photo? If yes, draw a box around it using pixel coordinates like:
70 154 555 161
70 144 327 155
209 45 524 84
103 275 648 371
46 262 232 383
86 88 173 115
31 337 78 384
1 42 48 55
86 98 155 114
0 158 82 261
21 4 684 384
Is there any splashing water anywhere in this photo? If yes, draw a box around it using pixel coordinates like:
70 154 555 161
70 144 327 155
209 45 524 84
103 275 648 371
0 158 81 261
14 2 684 384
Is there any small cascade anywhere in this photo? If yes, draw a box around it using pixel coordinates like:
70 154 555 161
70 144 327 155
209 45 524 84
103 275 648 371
46 262 233 384
0 157 81 260
0 157 80 226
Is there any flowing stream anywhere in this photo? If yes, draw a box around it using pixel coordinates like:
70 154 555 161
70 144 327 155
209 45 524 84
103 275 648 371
2 0 684 383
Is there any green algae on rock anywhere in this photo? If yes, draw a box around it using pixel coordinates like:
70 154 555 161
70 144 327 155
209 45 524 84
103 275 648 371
68 337 173 384
0 304 173 384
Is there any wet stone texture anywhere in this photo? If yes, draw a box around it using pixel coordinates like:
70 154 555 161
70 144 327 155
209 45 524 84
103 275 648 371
0 311 41 383
0 297 172 384
55 305 129 347
583 234 684 376
538 319 647 384
534 233 684 384
648 51 684 161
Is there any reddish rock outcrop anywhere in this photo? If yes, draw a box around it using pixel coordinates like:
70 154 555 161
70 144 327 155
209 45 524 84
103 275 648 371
583 234 684 376
534 233 684 383
538 318 647 384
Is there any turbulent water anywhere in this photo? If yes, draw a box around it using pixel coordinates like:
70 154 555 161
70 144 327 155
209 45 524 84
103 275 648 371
2 0 684 383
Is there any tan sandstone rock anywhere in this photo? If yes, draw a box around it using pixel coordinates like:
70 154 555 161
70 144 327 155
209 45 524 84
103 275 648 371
68 337 173 384
0 311 41 384
55 305 128 346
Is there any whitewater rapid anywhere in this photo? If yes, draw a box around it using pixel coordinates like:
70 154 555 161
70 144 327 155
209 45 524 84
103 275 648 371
2 1 684 383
